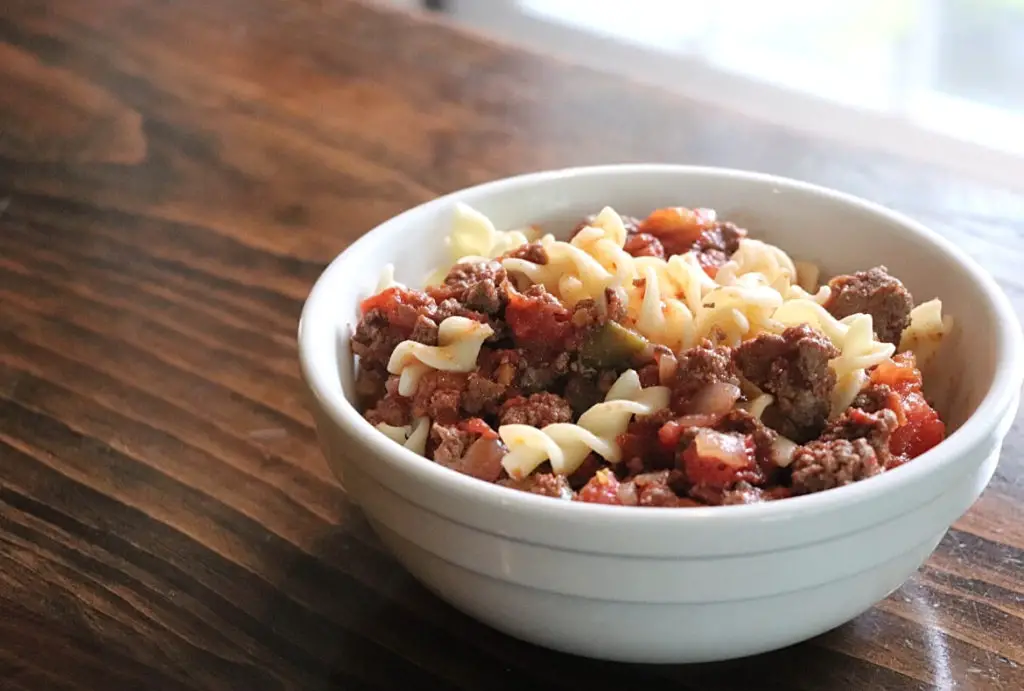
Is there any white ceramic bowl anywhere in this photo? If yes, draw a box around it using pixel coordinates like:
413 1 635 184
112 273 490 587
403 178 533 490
299 165 1023 663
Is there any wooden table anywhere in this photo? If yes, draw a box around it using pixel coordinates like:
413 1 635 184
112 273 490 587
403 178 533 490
1 1 1022 689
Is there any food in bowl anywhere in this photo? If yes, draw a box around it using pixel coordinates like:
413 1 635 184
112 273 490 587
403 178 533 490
351 202 952 507
302 165 1021 663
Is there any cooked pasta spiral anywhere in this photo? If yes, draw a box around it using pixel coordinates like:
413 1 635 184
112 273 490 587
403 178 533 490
696 274 786 347
716 239 797 292
899 298 952 368
503 233 628 307
794 260 823 295
631 264 697 351
717 239 829 303
569 206 632 274
387 316 494 396
374 263 404 293
499 370 670 479
376 417 430 456
427 203 540 284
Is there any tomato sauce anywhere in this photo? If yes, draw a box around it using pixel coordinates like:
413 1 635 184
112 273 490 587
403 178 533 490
504 288 573 350
871 352 946 463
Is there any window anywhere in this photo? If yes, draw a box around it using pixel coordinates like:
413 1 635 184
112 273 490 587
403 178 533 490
512 0 1024 155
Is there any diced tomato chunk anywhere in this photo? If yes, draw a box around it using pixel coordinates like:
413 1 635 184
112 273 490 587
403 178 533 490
577 469 623 505
657 414 723 449
616 417 675 471
637 207 715 256
359 287 435 329
870 353 945 462
657 420 685 449
871 352 922 396
876 387 908 426
505 287 573 350
889 392 945 461
458 417 498 440
618 430 651 461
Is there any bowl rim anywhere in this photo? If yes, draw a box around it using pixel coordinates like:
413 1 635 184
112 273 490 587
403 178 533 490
299 163 1024 526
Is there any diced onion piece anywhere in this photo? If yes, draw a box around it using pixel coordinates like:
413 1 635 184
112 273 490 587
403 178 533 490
738 393 773 420
657 414 724 448
657 350 679 386
674 413 725 429
693 429 751 468
461 437 506 482
771 436 798 468
688 382 742 416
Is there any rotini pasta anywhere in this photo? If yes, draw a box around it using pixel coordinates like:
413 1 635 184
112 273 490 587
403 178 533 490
899 298 953 368
717 240 829 303
449 202 539 260
387 316 494 396
569 206 631 275
376 417 430 456
716 239 797 293
499 370 670 479
502 207 837 353
503 231 630 308
794 260 821 294
627 252 715 340
426 203 541 285
696 275 786 347
631 264 697 351
375 263 404 293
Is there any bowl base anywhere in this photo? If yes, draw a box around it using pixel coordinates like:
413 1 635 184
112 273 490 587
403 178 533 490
370 519 945 664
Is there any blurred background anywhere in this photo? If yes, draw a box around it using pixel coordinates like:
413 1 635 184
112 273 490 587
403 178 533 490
382 0 1024 189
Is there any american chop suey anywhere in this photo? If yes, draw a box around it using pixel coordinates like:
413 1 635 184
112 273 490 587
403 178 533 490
350 203 951 507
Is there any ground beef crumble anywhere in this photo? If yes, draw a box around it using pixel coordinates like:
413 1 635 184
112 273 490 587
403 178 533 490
503 241 549 265
789 407 898 493
498 472 574 499
790 438 881 494
717 408 777 470
428 260 509 316
631 470 687 507
733 325 839 441
463 372 507 416
499 393 573 427
720 481 765 505
822 407 899 464
411 371 468 425
364 391 411 427
825 266 913 345
570 289 627 329
408 315 439 346
351 310 410 371
623 232 665 258
852 383 900 415
430 422 504 482
671 341 739 411
692 222 747 271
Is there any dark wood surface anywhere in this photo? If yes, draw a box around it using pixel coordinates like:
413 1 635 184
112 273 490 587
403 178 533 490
1 1 1022 689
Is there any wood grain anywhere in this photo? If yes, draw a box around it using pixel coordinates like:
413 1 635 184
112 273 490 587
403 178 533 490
1 0 1022 689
